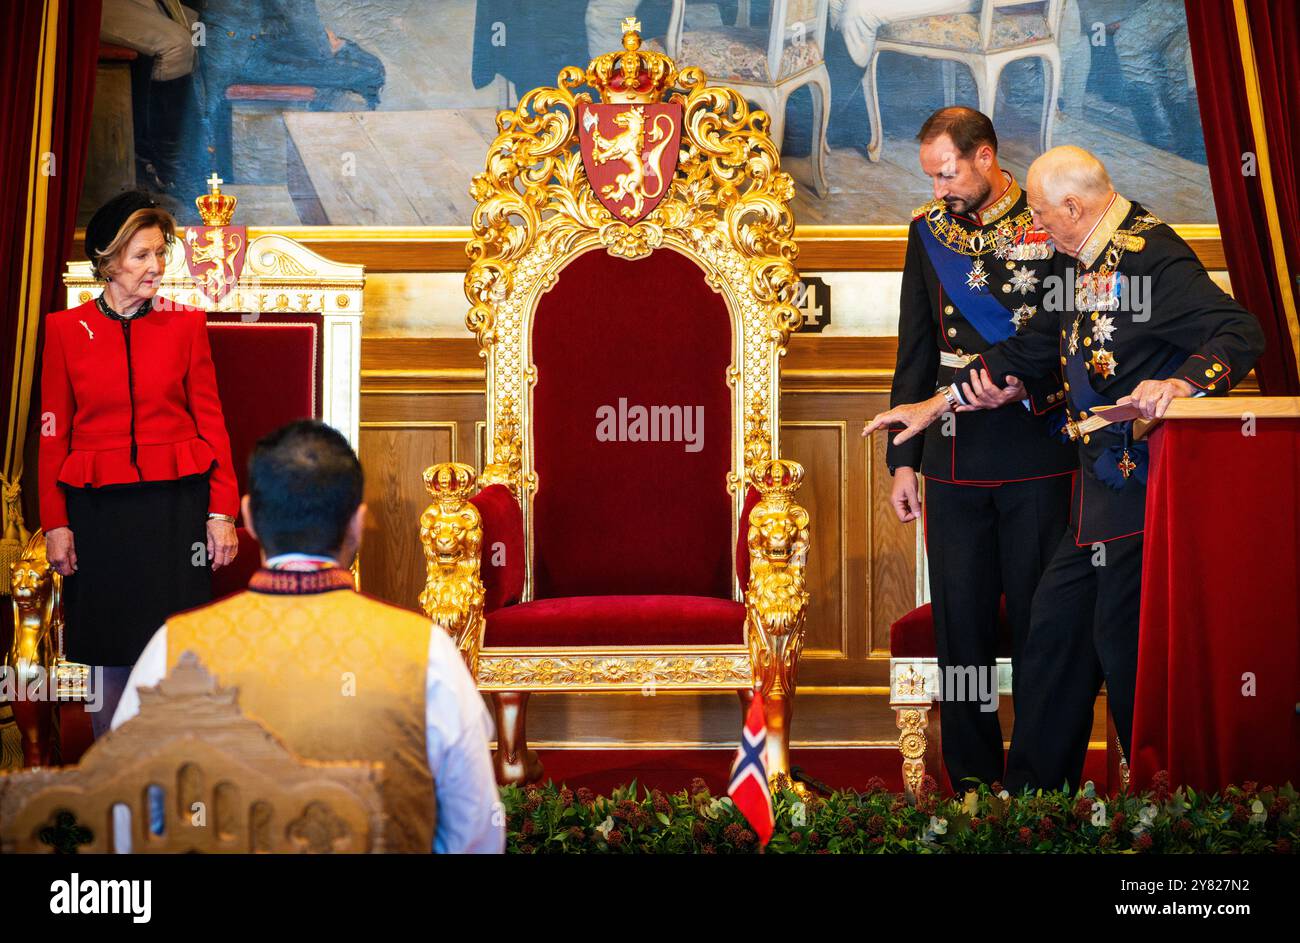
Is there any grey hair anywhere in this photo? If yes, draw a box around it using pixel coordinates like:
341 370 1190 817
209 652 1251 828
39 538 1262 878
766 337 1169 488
1028 146 1113 206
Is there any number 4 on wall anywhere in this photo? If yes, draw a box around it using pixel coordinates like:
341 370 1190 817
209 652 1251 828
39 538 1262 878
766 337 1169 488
793 276 831 333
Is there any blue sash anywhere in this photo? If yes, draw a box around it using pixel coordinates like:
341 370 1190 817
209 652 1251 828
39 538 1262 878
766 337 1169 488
917 220 1016 346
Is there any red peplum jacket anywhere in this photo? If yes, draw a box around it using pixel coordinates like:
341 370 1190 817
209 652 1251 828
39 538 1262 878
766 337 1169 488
39 297 239 531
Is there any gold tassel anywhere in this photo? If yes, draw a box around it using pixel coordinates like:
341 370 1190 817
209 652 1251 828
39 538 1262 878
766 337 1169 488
0 703 23 770
0 476 29 596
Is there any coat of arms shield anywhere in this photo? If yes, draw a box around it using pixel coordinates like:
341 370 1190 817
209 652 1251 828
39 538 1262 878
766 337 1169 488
578 102 682 224
183 225 247 303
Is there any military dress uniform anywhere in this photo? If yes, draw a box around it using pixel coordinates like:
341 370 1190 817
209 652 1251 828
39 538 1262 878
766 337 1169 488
950 194 1266 791
888 174 1077 791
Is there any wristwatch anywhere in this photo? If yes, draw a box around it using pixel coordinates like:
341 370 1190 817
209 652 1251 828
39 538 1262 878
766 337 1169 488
937 384 961 411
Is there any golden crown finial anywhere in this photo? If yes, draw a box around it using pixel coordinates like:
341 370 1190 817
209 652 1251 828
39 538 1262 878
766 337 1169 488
588 17 678 104
422 462 478 505
750 458 806 498
195 172 237 226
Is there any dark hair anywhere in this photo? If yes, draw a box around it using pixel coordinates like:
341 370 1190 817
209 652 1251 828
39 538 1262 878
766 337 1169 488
247 420 363 557
916 106 998 158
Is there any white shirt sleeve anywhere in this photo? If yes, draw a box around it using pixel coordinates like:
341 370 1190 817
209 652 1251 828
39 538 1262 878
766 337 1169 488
424 627 505 854
111 626 169 730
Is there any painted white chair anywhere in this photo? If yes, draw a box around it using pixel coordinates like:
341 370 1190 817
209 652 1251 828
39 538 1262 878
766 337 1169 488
666 0 832 195
864 0 1066 161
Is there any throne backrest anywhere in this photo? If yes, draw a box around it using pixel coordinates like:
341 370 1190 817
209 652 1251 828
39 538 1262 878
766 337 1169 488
466 20 803 602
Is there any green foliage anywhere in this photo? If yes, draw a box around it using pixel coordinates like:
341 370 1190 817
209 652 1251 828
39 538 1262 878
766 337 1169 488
501 774 1298 854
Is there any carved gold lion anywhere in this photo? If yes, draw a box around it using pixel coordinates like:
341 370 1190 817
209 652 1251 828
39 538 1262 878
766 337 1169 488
418 496 486 675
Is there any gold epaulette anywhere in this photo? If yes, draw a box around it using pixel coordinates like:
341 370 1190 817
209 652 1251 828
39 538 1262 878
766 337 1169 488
913 198 945 221
1112 231 1147 253
1115 213 1164 251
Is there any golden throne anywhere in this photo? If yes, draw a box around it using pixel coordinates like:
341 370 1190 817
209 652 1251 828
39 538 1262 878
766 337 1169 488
420 20 811 787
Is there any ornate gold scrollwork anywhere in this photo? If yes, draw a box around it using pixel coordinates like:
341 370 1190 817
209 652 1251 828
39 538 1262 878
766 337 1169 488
464 22 805 531
478 396 523 495
896 707 930 801
418 463 486 676
476 652 751 690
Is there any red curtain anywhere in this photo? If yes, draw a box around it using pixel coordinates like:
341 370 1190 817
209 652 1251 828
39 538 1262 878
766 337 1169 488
1186 0 1300 394
0 0 102 531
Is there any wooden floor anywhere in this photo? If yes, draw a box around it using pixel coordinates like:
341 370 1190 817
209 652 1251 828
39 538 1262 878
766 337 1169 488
246 106 1214 227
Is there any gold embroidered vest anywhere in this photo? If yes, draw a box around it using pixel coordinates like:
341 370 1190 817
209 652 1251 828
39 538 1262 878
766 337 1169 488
167 578 436 853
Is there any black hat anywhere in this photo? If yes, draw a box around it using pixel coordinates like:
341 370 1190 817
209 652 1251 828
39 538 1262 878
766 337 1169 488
84 190 161 265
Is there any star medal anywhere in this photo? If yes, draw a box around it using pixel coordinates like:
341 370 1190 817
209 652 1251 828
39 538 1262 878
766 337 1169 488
1011 304 1035 331
1009 265 1040 295
1090 348 1119 378
966 258 989 292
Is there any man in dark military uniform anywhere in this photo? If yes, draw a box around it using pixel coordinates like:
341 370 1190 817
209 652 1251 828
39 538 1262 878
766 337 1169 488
865 145 1266 792
875 107 1077 793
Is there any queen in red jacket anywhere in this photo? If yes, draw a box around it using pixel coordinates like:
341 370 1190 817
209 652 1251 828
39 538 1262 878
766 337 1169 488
40 191 239 735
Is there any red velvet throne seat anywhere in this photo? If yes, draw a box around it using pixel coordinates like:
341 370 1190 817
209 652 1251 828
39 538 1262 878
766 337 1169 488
419 20 812 787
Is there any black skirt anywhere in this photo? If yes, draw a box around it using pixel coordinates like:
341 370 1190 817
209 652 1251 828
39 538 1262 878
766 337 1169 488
62 475 213 667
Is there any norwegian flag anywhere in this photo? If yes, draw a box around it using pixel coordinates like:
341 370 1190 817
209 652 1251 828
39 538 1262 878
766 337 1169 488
728 689 774 846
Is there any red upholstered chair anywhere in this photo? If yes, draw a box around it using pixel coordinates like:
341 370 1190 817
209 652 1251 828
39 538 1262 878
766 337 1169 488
419 23 813 786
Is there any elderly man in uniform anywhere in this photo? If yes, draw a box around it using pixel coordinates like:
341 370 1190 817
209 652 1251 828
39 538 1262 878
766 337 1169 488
865 145 1265 792
874 106 1075 793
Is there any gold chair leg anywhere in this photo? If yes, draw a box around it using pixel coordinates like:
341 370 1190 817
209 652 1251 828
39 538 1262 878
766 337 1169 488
896 706 930 801
764 690 795 785
491 691 543 786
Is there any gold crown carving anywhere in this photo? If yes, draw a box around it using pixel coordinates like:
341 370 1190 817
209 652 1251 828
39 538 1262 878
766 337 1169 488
423 462 478 503
587 18 679 104
195 173 237 226
750 458 805 496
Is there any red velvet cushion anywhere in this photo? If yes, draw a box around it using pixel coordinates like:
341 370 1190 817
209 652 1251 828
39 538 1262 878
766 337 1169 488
530 249 734 599
484 594 745 647
205 316 321 518
470 483 525 612
211 526 262 600
736 485 760 590
889 598 1012 658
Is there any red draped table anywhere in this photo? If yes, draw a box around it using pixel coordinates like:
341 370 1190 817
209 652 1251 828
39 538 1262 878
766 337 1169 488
1132 397 1300 790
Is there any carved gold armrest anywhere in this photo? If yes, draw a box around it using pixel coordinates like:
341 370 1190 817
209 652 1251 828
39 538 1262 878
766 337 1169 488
743 459 810 700
419 463 487 676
